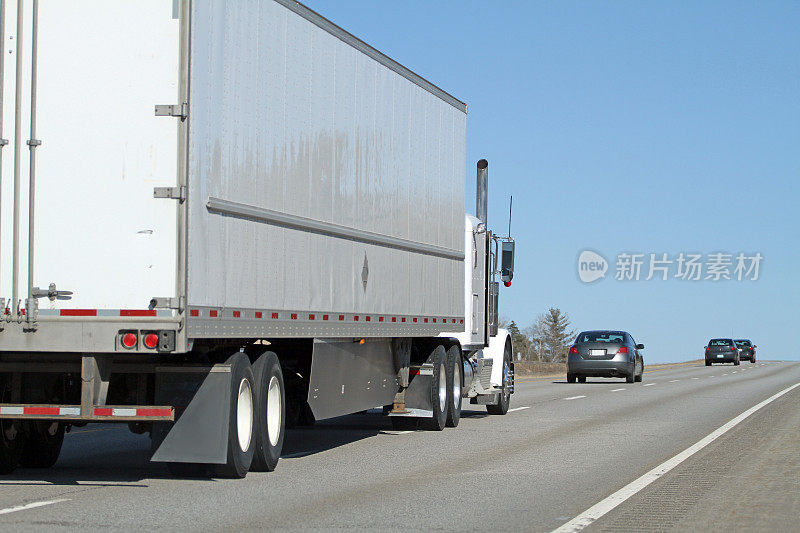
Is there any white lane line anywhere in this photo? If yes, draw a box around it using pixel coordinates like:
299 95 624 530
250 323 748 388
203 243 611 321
643 383 655 387
722 373 728 376
508 406 531 413
669 379 680 382
732 371 737 374
610 388 625 392
0 498 69 516
691 377 699 380
551 381 800 533
564 395 586 400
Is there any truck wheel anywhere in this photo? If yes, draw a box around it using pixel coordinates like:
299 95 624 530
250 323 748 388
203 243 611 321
20 422 64 468
0 420 23 475
487 340 512 415
445 346 462 428
214 352 256 478
250 351 285 472
566 373 576 383
422 345 448 431
577 376 587 383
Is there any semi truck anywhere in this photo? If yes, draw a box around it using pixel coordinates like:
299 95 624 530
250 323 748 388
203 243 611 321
0 0 515 478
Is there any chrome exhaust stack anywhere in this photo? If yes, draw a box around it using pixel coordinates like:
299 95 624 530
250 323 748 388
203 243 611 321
476 159 488 224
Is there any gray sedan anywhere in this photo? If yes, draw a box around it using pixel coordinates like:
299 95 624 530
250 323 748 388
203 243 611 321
567 330 644 383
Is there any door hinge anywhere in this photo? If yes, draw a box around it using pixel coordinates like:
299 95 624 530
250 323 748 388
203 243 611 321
154 102 188 121
153 186 186 202
149 296 183 311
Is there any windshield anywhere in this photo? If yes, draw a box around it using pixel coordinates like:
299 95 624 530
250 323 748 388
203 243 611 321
577 331 625 343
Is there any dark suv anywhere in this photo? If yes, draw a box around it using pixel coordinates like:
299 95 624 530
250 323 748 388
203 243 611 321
705 338 739 366
567 330 644 383
734 339 757 363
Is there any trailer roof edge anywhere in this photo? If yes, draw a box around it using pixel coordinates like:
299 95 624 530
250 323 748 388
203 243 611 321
276 0 468 114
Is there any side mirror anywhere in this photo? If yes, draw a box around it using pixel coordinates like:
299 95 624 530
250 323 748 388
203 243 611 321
636 343 644 350
500 240 515 286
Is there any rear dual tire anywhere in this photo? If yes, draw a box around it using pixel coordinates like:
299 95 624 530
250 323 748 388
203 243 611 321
445 346 462 428
250 351 285 472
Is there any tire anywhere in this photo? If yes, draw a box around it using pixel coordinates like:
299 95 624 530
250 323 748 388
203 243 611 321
751 356 756 364
577 376 587 384
705 359 711 366
566 373 576 383
0 377 23 475
634 363 643 383
20 421 64 468
445 346 462 428
422 345 448 431
0 420 23 475
250 351 286 472
734 357 740 366
487 340 512 415
214 352 256 478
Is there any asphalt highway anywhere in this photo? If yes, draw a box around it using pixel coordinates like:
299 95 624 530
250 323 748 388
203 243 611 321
1 360 798 532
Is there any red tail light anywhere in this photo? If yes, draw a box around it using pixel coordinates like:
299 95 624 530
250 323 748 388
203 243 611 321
503 281 511 287
143 333 159 349
121 332 137 349
618 346 629 354
731 346 736 351
569 346 578 354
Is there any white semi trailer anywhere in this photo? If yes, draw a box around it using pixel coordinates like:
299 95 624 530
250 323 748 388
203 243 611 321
0 0 515 478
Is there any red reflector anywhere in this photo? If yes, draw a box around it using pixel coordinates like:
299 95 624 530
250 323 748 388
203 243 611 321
379 316 384 322
392 317 397 322
94 408 113 416
210 310 218 317
309 314 315 320
272 313 279 319
291 313 297 320
339 315 344 321
365 316 370 322
120 309 157 317
24 407 60 416
233 311 241 318
121 333 138 348
190 309 199 317
60 309 97 316
143 333 159 349
255 312 263 319
618 346 629 354
322 314 329 321
504 281 511 287
569 346 578 354
354 316 359 321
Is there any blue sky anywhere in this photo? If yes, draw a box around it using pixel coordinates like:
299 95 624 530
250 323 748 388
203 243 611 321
304 1 800 363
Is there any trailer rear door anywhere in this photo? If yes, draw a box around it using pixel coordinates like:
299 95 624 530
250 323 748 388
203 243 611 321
0 0 182 312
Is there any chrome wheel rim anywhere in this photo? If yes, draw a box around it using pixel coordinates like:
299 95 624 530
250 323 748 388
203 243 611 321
237 378 253 452
453 358 461 409
266 376 282 447
438 363 447 413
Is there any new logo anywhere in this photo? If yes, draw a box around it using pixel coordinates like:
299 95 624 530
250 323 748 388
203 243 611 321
578 250 608 283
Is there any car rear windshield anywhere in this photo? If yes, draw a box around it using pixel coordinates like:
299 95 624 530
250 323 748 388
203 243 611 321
734 340 751 346
577 331 625 343
709 339 733 346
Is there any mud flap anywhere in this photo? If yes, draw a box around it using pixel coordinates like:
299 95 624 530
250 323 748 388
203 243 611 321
150 365 231 464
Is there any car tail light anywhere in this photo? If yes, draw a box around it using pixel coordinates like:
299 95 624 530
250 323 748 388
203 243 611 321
121 332 137 349
569 346 578 354
143 333 159 349
731 346 736 351
618 346 629 354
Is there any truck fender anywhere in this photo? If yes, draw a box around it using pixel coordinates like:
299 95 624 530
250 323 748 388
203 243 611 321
483 328 512 388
